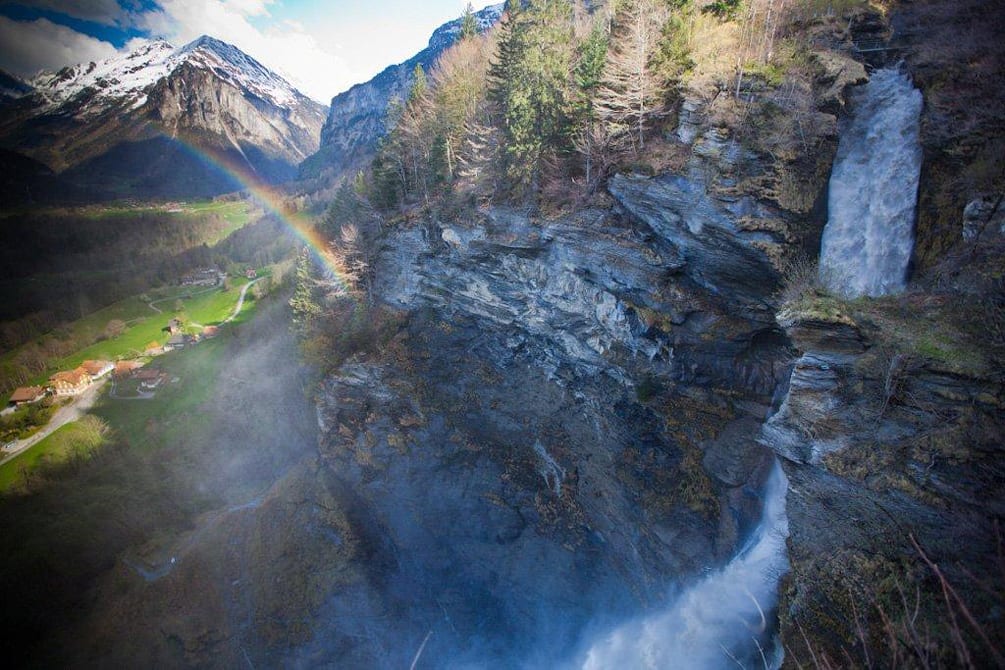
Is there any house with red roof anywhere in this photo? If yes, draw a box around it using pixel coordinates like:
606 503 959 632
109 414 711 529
49 369 92 396
8 386 46 408
80 360 114 379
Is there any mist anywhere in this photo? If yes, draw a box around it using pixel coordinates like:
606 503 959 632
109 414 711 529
575 461 789 670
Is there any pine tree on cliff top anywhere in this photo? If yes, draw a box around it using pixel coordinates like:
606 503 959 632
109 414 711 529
460 3 479 40
488 0 576 195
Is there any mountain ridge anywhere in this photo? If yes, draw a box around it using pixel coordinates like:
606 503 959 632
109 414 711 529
0 36 327 200
301 3 503 183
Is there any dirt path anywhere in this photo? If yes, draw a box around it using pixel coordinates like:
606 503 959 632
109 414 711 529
0 378 108 466
149 278 259 328
0 279 261 467
222 278 260 325
147 282 222 315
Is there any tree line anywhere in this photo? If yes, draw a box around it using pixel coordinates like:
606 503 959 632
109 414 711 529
367 0 698 208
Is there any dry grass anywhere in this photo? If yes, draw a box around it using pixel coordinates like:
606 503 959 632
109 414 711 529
790 531 1005 670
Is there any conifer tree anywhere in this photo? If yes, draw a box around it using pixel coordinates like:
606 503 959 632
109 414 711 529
488 0 576 196
571 19 610 186
409 63 428 103
460 2 478 40
289 248 322 337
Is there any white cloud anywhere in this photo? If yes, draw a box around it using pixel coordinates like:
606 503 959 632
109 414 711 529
14 0 127 26
0 16 118 78
138 0 354 102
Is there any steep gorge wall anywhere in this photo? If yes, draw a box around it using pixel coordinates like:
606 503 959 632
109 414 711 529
45 2 1004 666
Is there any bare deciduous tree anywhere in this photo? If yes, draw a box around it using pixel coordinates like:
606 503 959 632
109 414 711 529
594 0 670 151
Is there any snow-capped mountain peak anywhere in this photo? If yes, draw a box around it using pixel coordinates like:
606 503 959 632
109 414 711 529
30 39 175 109
174 35 299 107
27 36 302 114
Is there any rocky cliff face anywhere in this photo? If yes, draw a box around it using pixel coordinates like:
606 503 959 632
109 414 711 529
45 2 1004 666
57 103 805 668
757 2 1005 665
298 167 795 664
762 301 1004 667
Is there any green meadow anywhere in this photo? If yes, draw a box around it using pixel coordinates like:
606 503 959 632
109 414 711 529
35 279 255 382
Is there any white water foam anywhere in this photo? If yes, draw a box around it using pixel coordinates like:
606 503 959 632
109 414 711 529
578 460 789 670
819 67 923 298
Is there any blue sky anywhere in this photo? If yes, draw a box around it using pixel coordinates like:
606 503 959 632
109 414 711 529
0 1 488 101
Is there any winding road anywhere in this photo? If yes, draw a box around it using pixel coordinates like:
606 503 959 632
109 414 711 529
222 277 260 325
148 277 260 327
0 378 108 466
1 279 262 466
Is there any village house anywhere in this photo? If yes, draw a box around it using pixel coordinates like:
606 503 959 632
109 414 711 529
133 367 167 391
180 267 223 287
8 386 46 408
144 341 162 356
165 333 196 351
114 360 143 379
245 267 257 279
49 369 92 396
80 360 114 379
165 334 186 350
201 325 219 338
166 318 183 334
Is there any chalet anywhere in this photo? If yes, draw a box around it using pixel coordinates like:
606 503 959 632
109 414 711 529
165 333 196 350
245 267 257 279
166 318 183 334
49 369 91 396
80 360 114 379
202 325 219 338
8 386 46 408
114 361 142 379
165 334 187 350
181 267 222 287
133 367 166 391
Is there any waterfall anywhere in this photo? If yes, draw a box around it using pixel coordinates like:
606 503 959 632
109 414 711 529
577 460 790 670
818 67 923 298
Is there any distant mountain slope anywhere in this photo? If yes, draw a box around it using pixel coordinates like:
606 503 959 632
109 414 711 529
0 148 84 205
0 36 328 200
0 70 32 103
301 3 503 182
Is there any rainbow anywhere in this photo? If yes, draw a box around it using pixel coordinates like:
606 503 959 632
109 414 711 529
169 135 355 293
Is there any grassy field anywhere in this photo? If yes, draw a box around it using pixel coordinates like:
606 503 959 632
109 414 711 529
0 292 312 665
0 282 266 487
37 279 252 377
0 418 105 493
2 199 258 247
3 277 256 384
95 338 225 450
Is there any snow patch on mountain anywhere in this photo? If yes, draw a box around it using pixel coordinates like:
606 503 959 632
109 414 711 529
174 36 300 107
30 40 175 110
429 3 504 51
28 36 304 115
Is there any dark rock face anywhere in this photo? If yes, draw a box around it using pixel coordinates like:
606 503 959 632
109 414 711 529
286 168 796 663
0 69 32 102
608 172 783 310
309 320 714 666
376 202 789 396
761 308 1005 667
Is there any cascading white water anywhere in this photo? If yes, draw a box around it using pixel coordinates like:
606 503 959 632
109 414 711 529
578 460 790 670
818 67 923 298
